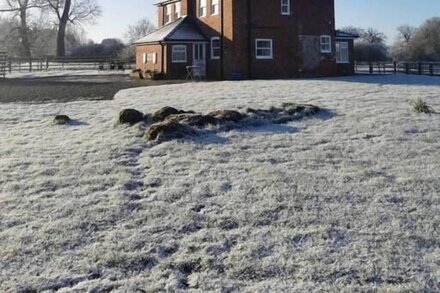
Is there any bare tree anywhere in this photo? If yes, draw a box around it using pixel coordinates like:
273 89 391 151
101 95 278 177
119 18 156 61
125 18 155 43
0 0 47 57
397 25 417 43
45 0 101 57
392 25 417 61
363 28 387 44
339 26 389 62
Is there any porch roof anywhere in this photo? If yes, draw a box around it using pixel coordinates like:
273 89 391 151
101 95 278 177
335 30 360 40
134 17 207 45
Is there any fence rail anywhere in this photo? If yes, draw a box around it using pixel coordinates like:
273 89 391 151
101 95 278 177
355 61 440 76
3 56 135 74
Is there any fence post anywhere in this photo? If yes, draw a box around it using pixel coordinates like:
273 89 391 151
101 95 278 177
393 61 397 74
429 64 434 76
418 62 422 75
369 63 373 74
8 58 12 73
46 57 49 71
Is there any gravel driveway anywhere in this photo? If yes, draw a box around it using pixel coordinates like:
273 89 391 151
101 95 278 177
0 75 183 103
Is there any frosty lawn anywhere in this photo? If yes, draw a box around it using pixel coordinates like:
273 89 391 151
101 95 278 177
0 75 439 291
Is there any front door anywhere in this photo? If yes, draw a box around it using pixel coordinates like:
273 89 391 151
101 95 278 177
192 43 206 77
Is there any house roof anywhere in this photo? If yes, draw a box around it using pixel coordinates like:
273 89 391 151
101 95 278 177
335 30 360 40
155 0 179 6
134 17 207 45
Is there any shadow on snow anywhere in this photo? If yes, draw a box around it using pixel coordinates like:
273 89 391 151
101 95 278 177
316 74 440 86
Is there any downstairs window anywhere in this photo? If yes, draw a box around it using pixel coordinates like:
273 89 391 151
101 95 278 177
255 39 273 59
172 45 187 63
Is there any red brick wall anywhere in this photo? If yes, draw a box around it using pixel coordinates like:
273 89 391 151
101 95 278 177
195 0 234 79
246 0 301 78
151 0 347 79
157 6 164 28
296 0 337 76
136 45 164 74
227 0 337 79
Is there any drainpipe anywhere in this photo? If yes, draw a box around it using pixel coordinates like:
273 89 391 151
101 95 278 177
220 0 224 79
246 0 252 79
160 42 165 75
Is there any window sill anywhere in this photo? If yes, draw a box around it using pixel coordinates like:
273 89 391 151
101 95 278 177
172 60 187 64
256 57 273 60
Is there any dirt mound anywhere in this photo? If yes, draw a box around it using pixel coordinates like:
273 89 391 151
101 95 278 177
119 109 144 125
121 104 322 143
53 115 71 125
208 110 244 122
146 120 197 141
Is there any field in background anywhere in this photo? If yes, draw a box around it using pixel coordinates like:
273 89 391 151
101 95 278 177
0 75 439 291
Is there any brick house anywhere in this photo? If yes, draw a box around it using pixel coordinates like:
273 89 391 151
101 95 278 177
134 0 358 79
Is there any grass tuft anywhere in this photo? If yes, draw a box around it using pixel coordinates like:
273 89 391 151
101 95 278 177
411 97 434 113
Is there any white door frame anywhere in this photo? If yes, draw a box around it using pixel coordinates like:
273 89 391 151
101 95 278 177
192 42 207 77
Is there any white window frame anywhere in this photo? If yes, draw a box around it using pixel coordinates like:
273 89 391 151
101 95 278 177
281 0 290 15
320 35 332 53
336 41 349 64
210 37 221 59
172 45 187 63
199 0 207 17
164 4 172 24
255 39 273 60
174 2 181 19
145 53 157 64
211 0 219 15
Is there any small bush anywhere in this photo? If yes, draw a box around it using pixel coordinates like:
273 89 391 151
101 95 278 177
411 98 434 114
151 71 165 80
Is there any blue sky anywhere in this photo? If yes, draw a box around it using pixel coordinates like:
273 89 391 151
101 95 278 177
85 0 440 44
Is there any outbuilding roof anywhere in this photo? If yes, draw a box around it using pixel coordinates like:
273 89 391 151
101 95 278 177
134 17 207 45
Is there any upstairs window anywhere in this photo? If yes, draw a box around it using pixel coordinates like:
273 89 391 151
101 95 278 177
320 35 332 53
164 4 172 24
175 2 181 19
199 0 207 17
281 0 290 15
211 0 219 15
211 37 221 59
255 39 273 59
336 42 349 63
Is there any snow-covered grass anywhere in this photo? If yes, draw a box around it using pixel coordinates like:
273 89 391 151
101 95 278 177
5 69 130 79
0 74 439 292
